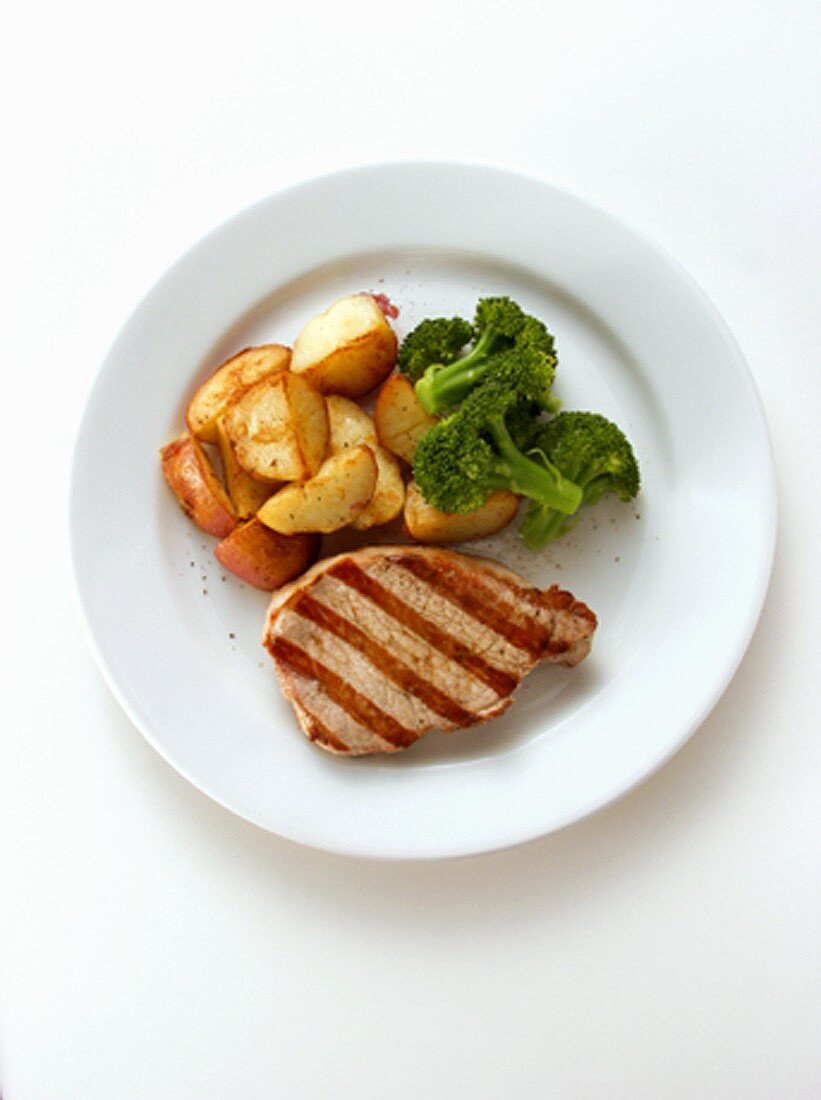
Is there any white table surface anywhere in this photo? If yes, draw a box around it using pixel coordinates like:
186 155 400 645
3 2 819 1096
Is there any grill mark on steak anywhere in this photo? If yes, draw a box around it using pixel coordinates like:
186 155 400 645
276 607 443 733
296 706 351 752
486 576 594 660
287 670 399 755
328 558 520 697
310 576 507 712
266 636 420 748
263 546 598 755
389 553 551 656
293 594 478 727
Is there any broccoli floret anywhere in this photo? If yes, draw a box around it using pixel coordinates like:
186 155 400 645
479 345 561 413
397 316 473 384
413 383 582 516
505 398 544 451
405 296 558 415
519 411 641 548
517 314 556 352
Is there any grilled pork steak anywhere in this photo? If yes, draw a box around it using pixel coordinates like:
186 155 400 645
262 546 597 755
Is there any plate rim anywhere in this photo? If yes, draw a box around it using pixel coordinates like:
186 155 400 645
70 161 778 860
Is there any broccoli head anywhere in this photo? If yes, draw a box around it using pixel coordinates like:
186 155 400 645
402 296 558 415
397 316 473 384
519 411 641 548
413 383 582 516
479 345 560 413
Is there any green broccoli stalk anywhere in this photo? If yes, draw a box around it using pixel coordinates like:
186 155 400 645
401 297 558 415
413 384 582 516
519 411 641 548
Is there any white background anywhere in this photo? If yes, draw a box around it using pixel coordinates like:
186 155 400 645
3 1 820 1097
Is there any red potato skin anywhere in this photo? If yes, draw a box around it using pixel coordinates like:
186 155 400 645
214 519 320 591
160 435 238 538
369 292 400 319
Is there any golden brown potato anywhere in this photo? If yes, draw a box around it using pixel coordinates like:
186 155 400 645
291 294 397 398
374 373 438 464
256 444 377 535
214 518 319 591
403 481 520 543
160 434 238 538
325 396 405 530
214 417 277 518
352 448 404 531
224 372 328 483
186 344 290 444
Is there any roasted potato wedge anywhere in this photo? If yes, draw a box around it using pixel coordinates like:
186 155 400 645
291 294 397 398
324 395 405 530
186 344 290 443
257 444 377 535
374 373 438 464
326 393 378 453
160 434 238 538
352 448 404 531
215 417 277 518
214 518 319 590
403 480 520 543
224 371 328 483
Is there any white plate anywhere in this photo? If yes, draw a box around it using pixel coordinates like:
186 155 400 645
70 163 776 859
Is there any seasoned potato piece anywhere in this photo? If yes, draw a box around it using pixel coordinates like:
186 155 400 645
374 373 438 464
403 480 520 543
291 294 397 398
224 372 328 483
160 434 238 538
352 448 404 531
257 445 377 535
325 396 405 530
326 394 378 452
214 518 319 591
215 417 277 518
186 344 290 443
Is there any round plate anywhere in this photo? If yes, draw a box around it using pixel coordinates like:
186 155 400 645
70 163 776 859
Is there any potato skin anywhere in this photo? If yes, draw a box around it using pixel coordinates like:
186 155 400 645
403 481 520 543
160 434 238 538
214 519 319 591
186 344 291 444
